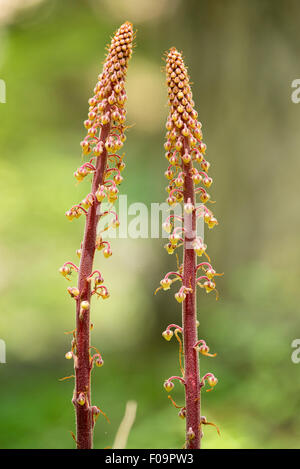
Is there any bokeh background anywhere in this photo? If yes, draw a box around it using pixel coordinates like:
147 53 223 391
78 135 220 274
1 0 300 449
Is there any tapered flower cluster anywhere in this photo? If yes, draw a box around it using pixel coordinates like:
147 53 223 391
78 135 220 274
157 48 222 449
60 22 134 450
66 21 134 221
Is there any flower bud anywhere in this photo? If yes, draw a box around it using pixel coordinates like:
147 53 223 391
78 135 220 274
199 142 207 154
59 265 71 278
184 201 194 214
81 194 94 209
114 174 123 185
193 239 207 256
165 169 173 180
192 173 202 184
160 278 172 291
80 140 90 154
80 300 90 311
203 176 213 188
182 151 191 165
77 393 86 406
163 380 174 392
91 406 100 417
194 128 202 140
181 126 189 137
95 355 104 367
118 161 126 171
67 287 80 298
201 160 210 172
112 218 120 229
166 120 172 131
164 140 172 151
167 196 177 207
169 155 178 166
200 191 210 203
162 221 172 233
187 427 195 440
94 276 104 286
101 112 110 125
84 119 92 129
206 268 216 279
88 111 96 121
194 151 203 163
207 217 218 229
162 329 173 341
175 290 186 303
175 139 183 151
207 375 218 387
65 210 74 221
96 186 106 202
103 247 112 258
203 280 215 293
94 142 104 156
169 233 180 245
101 290 110 300
87 126 97 138
197 344 209 355
165 243 175 255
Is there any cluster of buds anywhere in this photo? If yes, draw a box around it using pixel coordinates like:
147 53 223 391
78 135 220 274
163 371 218 402
65 205 87 221
80 22 133 157
96 237 113 258
164 49 216 213
74 162 96 182
157 262 220 301
95 180 120 205
161 47 219 263
65 21 133 223
62 263 110 302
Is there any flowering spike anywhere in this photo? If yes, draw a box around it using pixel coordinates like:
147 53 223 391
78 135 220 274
60 22 134 450
157 48 222 449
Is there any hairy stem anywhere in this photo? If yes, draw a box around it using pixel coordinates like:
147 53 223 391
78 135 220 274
74 117 111 449
182 138 200 449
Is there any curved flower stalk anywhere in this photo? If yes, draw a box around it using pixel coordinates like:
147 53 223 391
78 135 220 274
157 48 222 449
60 22 134 449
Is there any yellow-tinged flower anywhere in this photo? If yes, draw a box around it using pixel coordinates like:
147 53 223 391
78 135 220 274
207 375 218 387
160 278 172 291
164 380 174 392
162 329 173 341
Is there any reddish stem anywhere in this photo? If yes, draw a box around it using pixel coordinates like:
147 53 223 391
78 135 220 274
181 137 201 449
73 109 111 449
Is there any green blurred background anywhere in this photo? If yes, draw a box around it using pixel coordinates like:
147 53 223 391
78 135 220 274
1 0 300 449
